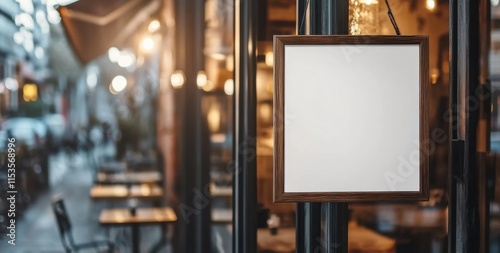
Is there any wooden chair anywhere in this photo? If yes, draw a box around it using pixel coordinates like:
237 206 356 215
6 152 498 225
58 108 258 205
52 197 114 253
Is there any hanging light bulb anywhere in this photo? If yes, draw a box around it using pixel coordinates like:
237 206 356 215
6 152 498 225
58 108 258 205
196 71 207 88
117 51 136 68
139 36 155 54
108 47 120 62
171 70 185 89
224 79 234 95
426 0 436 11
111 75 127 93
148 19 160 33
202 80 214 92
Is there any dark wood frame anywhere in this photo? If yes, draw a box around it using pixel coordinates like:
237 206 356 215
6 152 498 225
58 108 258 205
273 35 430 202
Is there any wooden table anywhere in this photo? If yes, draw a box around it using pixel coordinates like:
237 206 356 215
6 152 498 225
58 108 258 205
257 228 295 253
95 171 162 185
348 223 396 253
99 207 177 253
256 223 395 253
90 184 163 200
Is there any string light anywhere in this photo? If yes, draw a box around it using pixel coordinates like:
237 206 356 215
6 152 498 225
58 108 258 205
171 70 185 89
224 79 234 95
148 19 160 33
111 75 127 92
196 71 208 88
140 37 155 54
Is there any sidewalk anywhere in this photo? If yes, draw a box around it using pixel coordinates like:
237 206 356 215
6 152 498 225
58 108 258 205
0 144 172 253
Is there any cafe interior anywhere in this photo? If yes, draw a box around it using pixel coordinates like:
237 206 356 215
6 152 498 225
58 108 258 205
0 0 500 252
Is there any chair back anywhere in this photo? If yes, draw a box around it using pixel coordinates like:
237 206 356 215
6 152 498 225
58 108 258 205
51 197 75 252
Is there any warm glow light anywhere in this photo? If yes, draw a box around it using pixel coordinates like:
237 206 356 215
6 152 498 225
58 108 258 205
265 52 274 67
148 19 160 33
140 184 151 196
224 79 234 95
226 55 234 71
430 68 440 85
108 47 120 62
260 104 272 123
196 71 207 88
207 106 221 132
171 70 185 89
211 53 226 60
118 51 136 68
350 0 380 35
202 80 214 92
23 83 38 102
111 75 127 92
360 0 378 5
140 37 155 54
426 0 436 11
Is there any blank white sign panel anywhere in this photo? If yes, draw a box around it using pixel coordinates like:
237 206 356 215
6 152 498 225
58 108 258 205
283 44 420 193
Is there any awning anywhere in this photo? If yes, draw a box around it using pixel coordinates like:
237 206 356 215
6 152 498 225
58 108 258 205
58 0 160 64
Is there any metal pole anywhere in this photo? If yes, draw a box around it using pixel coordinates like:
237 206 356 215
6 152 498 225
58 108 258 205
310 0 349 252
295 2 322 252
449 0 481 251
174 0 210 252
233 0 258 252
295 0 349 253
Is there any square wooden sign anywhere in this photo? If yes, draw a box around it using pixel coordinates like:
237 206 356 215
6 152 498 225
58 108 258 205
273 35 429 202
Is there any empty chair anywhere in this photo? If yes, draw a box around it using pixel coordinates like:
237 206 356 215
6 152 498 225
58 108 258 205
52 197 114 253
